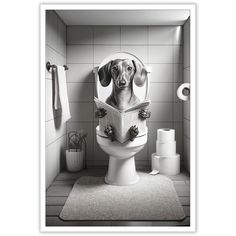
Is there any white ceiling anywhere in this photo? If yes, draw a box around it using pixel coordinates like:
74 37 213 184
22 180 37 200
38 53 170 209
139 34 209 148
56 10 190 26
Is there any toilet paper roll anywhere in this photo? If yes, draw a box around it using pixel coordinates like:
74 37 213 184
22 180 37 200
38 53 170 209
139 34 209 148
151 153 180 175
157 128 175 143
156 141 176 156
159 154 180 175
177 83 190 101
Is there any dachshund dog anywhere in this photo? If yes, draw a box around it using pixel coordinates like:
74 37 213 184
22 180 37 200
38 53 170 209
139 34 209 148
96 59 150 141
98 59 147 110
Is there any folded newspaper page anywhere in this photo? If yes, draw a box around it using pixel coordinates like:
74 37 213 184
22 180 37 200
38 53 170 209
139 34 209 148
94 97 150 143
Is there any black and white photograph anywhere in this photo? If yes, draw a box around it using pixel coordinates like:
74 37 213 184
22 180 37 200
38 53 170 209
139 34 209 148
1 0 236 236
41 4 196 232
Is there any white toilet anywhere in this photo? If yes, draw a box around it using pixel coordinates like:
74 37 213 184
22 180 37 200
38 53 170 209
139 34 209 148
94 53 151 186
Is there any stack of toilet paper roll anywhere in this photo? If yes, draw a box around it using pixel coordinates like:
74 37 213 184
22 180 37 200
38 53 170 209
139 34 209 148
151 128 180 175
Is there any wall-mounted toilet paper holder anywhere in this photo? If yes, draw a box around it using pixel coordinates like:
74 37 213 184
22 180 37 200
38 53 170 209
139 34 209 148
177 83 190 101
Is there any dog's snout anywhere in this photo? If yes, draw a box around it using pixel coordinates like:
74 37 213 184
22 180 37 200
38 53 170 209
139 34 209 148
120 79 126 86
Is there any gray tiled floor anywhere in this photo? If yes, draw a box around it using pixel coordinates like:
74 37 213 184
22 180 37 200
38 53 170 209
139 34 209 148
46 168 190 227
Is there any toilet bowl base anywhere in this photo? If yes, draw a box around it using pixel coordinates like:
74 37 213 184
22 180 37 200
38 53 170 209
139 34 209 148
104 156 139 186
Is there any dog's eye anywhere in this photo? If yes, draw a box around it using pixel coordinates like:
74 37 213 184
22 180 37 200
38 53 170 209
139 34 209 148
112 67 118 72
127 66 133 71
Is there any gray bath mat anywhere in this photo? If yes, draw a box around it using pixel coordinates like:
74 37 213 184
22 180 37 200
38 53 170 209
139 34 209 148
59 173 185 221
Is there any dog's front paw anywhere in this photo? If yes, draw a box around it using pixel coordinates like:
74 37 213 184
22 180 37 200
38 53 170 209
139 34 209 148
104 125 115 142
95 108 107 118
138 109 151 120
129 125 139 141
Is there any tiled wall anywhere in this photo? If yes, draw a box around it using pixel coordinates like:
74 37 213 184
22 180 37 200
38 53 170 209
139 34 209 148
183 18 190 172
45 11 67 188
66 26 184 168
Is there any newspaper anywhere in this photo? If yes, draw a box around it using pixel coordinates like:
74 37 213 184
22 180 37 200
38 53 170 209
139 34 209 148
94 97 150 143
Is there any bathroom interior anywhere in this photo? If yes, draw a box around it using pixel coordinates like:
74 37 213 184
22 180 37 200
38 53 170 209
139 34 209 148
44 8 192 227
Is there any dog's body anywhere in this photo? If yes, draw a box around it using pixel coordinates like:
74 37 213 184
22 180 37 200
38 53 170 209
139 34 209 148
97 58 149 141
98 59 147 110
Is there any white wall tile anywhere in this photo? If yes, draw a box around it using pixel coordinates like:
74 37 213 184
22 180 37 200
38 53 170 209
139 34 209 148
149 103 173 122
173 64 184 82
135 144 148 160
149 64 173 82
184 67 190 83
149 26 173 45
183 136 190 172
67 64 94 83
67 83 94 102
121 45 148 63
173 26 183 45
184 119 190 138
148 122 173 158
45 46 58 79
184 101 190 120
174 102 183 122
94 45 120 63
173 122 183 157
93 140 109 161
94 26 120 44
56 54 66 68
67 45 93 63
121 26 148 44
148 46 172 63
184 19 190 68
57 18 66 56
45 135 66 188
46 11 57 48
46 141 60 188
136 160 149 168
87 160 109 167
58 135 67 170
173 45 183 63
67 26 93 44
45 79 53 121
69 102 94 122
67 122 94 160
45 10 67 189
45 119 66 146
149 83 173 102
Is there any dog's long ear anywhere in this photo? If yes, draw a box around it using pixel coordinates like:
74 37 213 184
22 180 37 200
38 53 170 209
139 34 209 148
98 61 113 87
132 60 147 87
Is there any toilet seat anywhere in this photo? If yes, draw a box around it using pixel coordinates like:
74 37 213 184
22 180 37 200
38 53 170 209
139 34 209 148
96 126 148 140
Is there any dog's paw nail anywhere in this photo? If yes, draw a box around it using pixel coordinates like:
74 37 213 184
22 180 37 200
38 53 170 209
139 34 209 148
95 108 107 118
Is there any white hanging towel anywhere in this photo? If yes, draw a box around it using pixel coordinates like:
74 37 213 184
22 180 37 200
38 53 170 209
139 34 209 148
53 65 71 122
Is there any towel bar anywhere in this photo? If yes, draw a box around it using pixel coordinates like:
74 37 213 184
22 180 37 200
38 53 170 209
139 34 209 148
46 61 69 71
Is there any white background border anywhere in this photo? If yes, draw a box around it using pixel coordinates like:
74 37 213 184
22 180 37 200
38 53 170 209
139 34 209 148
40 4 196 233
1 0 236 236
